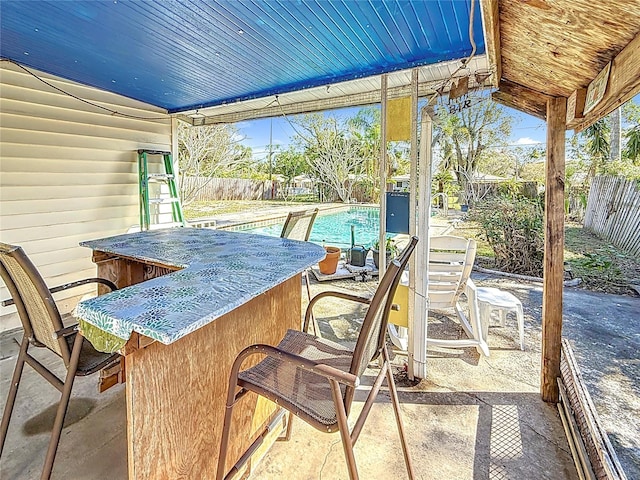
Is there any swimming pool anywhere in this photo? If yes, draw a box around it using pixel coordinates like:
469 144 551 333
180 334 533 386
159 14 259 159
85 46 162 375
238 207 383 248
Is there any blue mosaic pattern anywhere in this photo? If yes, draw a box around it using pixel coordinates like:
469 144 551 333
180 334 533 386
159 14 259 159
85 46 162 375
75 229 326 346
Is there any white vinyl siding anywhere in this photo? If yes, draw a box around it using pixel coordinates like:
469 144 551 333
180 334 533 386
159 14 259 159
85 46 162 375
0 62 173 332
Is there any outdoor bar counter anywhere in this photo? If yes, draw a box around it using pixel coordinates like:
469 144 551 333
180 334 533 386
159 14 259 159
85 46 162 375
74 228 326 479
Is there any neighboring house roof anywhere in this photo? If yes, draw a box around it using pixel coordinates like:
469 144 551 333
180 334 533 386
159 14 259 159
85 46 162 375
292 175 314 184
391 174 411 182
391 172 507 183
347 173 368 181
473 172 506 182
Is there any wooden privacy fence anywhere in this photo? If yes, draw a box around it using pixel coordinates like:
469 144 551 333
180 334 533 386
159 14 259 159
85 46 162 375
584 176 640 256
181 176 277 201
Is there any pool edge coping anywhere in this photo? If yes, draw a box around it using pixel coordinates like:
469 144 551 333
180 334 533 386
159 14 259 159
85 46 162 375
216 203 379 232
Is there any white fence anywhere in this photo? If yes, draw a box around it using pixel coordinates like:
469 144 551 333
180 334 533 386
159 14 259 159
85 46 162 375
583 176 640 256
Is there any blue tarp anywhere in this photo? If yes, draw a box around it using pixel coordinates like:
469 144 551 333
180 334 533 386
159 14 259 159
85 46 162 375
0 0 484 113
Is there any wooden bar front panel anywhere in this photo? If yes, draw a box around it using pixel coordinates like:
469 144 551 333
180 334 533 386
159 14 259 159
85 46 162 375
125 275 301 479
93 251 178 293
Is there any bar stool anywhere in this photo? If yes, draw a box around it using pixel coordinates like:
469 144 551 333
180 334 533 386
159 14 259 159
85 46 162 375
476 287 525 350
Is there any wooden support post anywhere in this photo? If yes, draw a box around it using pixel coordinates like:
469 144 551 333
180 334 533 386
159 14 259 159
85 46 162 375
541 96 567 403
407 69 421 380
379 74 388 275
409 105 434 380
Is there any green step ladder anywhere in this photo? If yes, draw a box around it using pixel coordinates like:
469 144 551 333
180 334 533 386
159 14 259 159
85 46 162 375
137 149 185 230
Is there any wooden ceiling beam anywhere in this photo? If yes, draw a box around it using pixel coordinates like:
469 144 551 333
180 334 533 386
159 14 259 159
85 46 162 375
176 114 195 125
188 82 438 126
492 80 552 120
568 31 640 132
480 0 501 87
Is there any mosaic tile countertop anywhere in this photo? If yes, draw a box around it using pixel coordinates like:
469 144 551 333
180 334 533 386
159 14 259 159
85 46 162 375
74 228 326 348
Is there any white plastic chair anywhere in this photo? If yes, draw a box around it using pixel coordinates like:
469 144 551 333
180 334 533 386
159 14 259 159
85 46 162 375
425 236 489 356
476 286 525 350
387 236 489 356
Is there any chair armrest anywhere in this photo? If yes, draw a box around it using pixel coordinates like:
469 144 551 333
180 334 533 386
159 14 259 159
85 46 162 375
49 278 118 295
235 343 360 388
303 290 371 333
54 324 78 339
1 277 117 307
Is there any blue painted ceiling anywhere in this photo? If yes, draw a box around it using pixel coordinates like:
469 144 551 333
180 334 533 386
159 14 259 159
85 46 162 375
0 0 484 113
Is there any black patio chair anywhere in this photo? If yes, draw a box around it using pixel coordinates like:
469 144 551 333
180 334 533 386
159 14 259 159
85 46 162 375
0 242 121 480
216 236 418 480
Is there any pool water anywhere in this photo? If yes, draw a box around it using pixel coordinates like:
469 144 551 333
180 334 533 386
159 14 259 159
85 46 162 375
242 207 383 248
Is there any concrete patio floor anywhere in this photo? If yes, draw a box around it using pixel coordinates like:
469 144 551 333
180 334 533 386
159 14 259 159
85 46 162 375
0 271 584 480
250 275 578 480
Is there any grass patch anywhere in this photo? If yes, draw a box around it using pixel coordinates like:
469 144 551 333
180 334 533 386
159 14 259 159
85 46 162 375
563 222 640 295
448 222 493 258
453 220 639 295
184 199 317 219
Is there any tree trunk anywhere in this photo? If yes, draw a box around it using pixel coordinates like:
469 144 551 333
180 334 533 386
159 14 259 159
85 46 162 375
610 107 621 162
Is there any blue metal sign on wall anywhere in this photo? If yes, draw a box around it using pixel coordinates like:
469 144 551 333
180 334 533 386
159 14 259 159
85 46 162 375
386 192 410 234
0 0 484 112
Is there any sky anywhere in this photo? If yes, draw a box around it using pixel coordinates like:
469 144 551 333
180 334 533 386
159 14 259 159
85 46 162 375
235 102 549 164
235 93 640 164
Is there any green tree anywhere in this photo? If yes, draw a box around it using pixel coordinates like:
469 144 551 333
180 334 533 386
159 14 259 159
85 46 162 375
348 107 384 201
513 145 545 179
348 106 380 163
623 126 640 164
292 113 367 202
520 161 546 185
581 118 610 180
569 98 640 180
434 98 513 205
177 121 253 204
274 146 307 182
273 146 309 200
622 101 640 164
471 195 544 276
479 147 515 178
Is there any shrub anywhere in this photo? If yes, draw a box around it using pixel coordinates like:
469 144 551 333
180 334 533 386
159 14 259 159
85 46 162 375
471 196 544 276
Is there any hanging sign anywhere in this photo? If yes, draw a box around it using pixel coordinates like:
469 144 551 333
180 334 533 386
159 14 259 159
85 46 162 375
448 98 472 114
584 61 611 115
386 96 411 141
448 76 469 100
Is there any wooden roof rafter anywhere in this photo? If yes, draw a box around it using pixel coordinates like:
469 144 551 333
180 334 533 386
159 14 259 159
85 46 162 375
492 79 552 120
567 31 640 132
481 0 640 129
